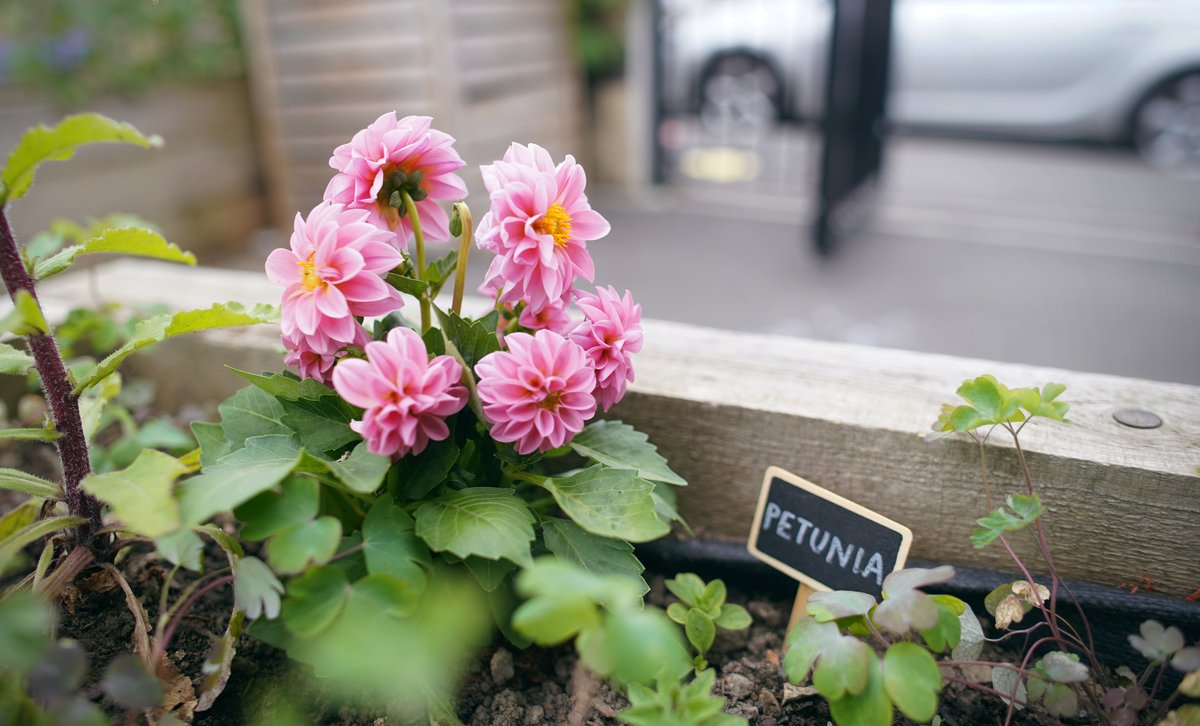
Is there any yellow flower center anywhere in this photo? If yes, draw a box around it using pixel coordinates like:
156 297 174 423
538 391 562 410
299 254 324 292
533 203 572 250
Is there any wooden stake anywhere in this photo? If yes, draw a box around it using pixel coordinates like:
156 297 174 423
786 583 817 634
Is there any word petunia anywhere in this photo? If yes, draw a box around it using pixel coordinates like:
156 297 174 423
332 327 468 458
476 330 597 454
476 143 610 314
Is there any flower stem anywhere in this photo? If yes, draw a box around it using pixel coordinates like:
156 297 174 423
452 201 473 316
400 190 430 332
0 206 99 542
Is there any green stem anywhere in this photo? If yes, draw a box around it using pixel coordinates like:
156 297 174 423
401 190 430 332
452 201 473 316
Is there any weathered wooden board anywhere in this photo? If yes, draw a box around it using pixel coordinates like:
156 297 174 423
239 0 583 226
29 260 1200 596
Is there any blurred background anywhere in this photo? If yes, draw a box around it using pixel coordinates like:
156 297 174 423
0 0 1196 384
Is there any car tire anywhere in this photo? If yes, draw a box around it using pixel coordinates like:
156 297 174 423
698 53 783 137
1133 70 1200 176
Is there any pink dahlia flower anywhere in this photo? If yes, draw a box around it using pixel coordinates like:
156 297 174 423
518 298 573 335
283 324 370 384
475 330 597 454
325 113 467 247
569 287 643 411
267 202 403 349
332 327 468 458
476 143 610 313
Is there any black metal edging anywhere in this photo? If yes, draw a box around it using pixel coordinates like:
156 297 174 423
637 537 1200 671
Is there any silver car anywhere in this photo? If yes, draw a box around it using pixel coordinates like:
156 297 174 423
664 0 1200 171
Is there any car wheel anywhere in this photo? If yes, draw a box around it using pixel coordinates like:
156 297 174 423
698 54 782 137
1134 71 1200 176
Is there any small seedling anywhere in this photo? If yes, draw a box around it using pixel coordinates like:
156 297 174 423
665 573 752 669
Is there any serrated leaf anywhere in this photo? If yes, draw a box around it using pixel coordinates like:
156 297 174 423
0 467 61 499
464 556 515 592
282 566 350 639
177 435 302 525
74 302 278 393
33 227 196 281
434 306 500 369
414 487 535 566
234 476 319 541
971 493 1044 548
539 466 669 542
233 556 283 620
362 498 430 590
883 642 942 722
81 448 186 538
191 421 232 468
569 421 686 486
324 442 389 493
266 516 341 575
1 114 162 203
0 342 33 375
395 437 459 500
807 590 877 622
541 518 648 596
279 396 358 454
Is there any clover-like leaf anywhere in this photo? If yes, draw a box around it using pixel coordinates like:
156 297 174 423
873 566 954 635
942 375 1025 432
1015 382 1069 422
807 590 876 622
362 498 431 590
883 642 942 722
281 566 350 639
828 656 892 726
1041 682 1079 718
233 556 284 621
919 595 964 653
1039 651 1089 683
1172 647 1200 673
266 517 341 575
813 635 873 700
971 493 1044 548
1129 620 1185 663
235 476 320 542
581 607 691 688
783 618 841 684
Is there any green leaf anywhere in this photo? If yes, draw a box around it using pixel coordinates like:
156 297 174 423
569 421 686 486
234 556 284 620
685 609 716 655
828 657 892 726
155 527 204 571
0 467 61 499
1038 651 1089 683
715 603 752 631
1041 682 1078 718
362 498 430 590
101 653 162 711
415 487 536 567
516 556 642 613
385 273 429 296
919 597 964 654
992 667 1027 710
582 608 692 687
0 342 33 375
234 476 320 541
81 449 186 538
74 302 278 393
882 642 942 722
266 516 341 575
191 421 232 468
873 566 955 635
539 466 669 542
33 227 196 281
323 442 390 493
0 591 50 670
0 499 39 539
281 566 350 639
0 426 60 442
700 579 727 612
1015 383 1070 422
434 306 501 370
807 590 877 622
1 113 162 203
0 290 49 336
667 602 689 625
178 435 303 525
464 557 516 592
813 636 873 700
937 374 1026 433
279 396 358 454
395 437 459 500
512 590 600 646
0 516 86 569
971 493 1044 548
666 573 707 608
541 518 648 596
783 618 842 684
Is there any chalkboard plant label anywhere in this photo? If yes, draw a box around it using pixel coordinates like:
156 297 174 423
747 466 912 599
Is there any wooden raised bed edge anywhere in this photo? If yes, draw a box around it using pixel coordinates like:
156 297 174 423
29 259 1200 598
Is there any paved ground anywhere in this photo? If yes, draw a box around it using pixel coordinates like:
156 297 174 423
462 132 1200 386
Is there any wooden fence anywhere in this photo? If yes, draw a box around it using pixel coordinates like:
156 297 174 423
239 0 584 225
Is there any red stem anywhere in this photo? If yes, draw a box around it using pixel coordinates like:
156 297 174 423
0 206 99 541
152 574 234 666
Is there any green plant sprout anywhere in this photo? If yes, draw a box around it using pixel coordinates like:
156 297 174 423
783 375 1200 726
665 573 752 669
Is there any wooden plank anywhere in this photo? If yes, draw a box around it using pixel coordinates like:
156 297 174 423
455 30 563 69
269 3 412 47
28 260 1200 597
269 0 416 24
276 71 429 107
273 36 424 76
238 0 292 227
